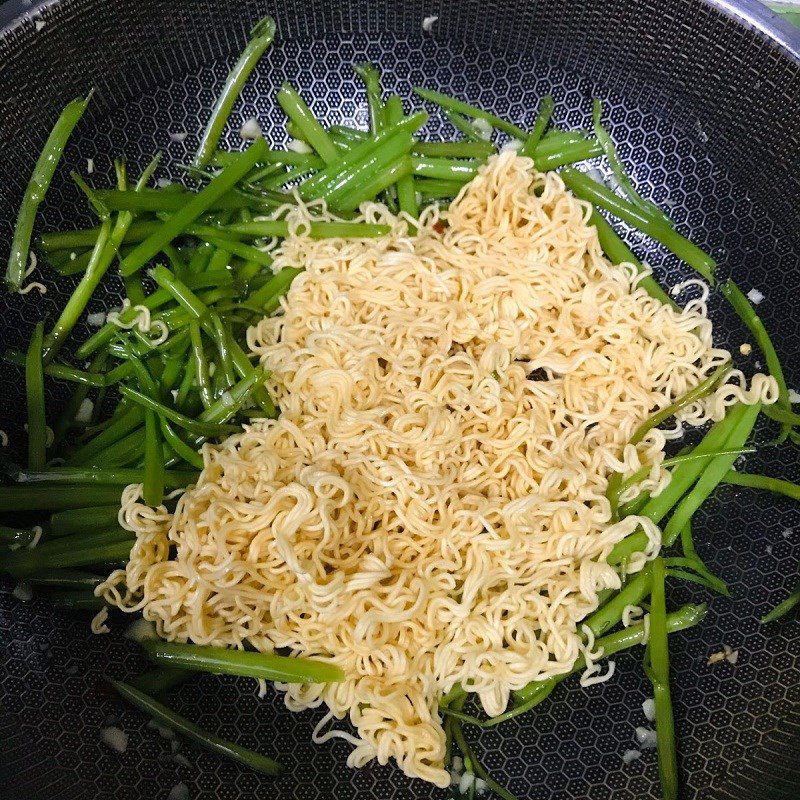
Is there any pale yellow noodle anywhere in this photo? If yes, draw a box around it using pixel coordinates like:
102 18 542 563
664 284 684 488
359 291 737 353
99 153 774 787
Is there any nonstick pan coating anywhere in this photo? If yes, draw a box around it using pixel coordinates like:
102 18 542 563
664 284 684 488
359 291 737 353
0 1 798 798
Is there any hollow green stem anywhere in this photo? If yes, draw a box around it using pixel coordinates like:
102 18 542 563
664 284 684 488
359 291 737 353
221 220 391 239
645 558 678 800
513 603 706 706
589 210 675 307
12 467 196 487
663 403 761 545
49 505 121 537
519 95 555 159
141 641 344 683
414 87 526 139
7 92 92 291
109 679 284 775
592 99 672 226
25 321 47 470
761 580 800 624
608 403 751 563
5 350 106 387
193 16 276 166
67 407 144 466
561 167 716 283
386 96 419 220
720 278 790 442
120 139 268 276
26 569 104 589
298 112 426 204
246 267 302 312
721 470 800 501
410 156 480 181
583 563 653 638
277 82 340 164
354 63 385 134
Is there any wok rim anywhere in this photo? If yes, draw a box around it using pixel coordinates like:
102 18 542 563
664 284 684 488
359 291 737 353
0 0 798 61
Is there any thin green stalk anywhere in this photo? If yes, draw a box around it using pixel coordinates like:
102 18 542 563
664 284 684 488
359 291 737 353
259 163 316 190
2 536 132 577
109 679 284 775
561 167 716 283
5 350 106 387
52 352 107 449
444 109 486 141
50 505 121 537
141 641 344 683
583 563 653 638
412 140 495 159
193 16 276 166
120 139 269 276
513 603 706 706
222 220 391 239
410 157 479 182
520 94 554 158
631 364 730 447
210 314 237 388
335 156 413 212
589 210 675 307
44 155 161 361
450 723 519 800
245 267 302 312
71 170 111 220
25 321 47 470
189 321 214 407
608 403 750 563
612 447 754 510
43 219 112 359
13 466 197 487
534 139 604 170
607 363 731 519
149 264 274 414
190 229 273 267
160 419 205 470
761 580 800 624
39 220 158 251
354 63 385 134
645 558 678 800
665 552 730 597
721 470 800 501
415 178 465 200
7 92 92 291
130 667 191 696
276 82 340 165
26 570 104 589
414 87 527 139
143 410 166 507
298 112 426 204
592 99 672 226
67 406 144 466
662 403 761 545
385 96 419 220
124 273 147 305
720 279 790 442
76 276 234 358
49 589 106 611
117 385 239 438
89 428 145 468
87 190 253 214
